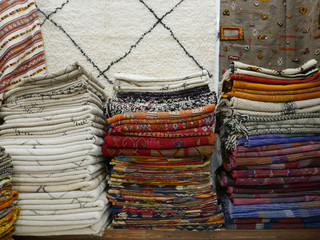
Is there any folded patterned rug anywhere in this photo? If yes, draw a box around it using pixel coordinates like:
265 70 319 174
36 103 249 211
219 170 320 187
108 116 214 134
229 168 320 178
106 104 216 124
104 132 216 149
230 195 320 206
220 193 320 215
116 85 211 100
106 91 216 117
103 145 214 158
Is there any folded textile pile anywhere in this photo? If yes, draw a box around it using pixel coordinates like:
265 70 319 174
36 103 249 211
0 148 19 240
103 71 224 231
0 64 110 236
216 59 320 229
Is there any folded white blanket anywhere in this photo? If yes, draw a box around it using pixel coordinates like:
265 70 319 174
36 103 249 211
14 173 105 192
13 155 105 167
0 140 103 150
0 126 106 138
18 192 108 211
3 91 102 108
13 169 104 186
6 144 102 156
17 203 108 222
3 105 105 122
17 181 106 201
13 169 105 184
114 70 210 93
0 134 104 146
1 114 106 129
233 67 318 79
14 209 110 236
5 64 106 99
0 100 103 117
13 161 105 173
0 119 106 134
13 165 104 182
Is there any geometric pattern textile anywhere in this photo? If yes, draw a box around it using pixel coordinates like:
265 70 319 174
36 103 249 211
35 0 218 94
0 0 46 103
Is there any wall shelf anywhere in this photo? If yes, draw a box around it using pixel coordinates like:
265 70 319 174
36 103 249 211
14 229 320 240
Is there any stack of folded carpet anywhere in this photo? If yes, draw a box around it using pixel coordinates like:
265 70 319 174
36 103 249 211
0 64 110 236
215 59 320 229
102 71 224 231
0 148 19 240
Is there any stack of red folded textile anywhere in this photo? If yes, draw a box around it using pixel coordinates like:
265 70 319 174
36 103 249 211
102 71 224 231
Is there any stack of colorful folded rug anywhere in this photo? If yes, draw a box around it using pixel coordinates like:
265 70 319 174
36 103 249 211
0 64 110 236
102 71 224 231
0 148 19 240
216 59 320 229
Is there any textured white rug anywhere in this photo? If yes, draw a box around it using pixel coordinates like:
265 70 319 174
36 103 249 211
35 0 218 94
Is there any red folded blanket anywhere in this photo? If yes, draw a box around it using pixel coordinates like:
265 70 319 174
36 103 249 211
102 145 214 158
104 132 216 149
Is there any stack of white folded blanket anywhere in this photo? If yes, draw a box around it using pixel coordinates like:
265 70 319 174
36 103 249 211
0 63 110 236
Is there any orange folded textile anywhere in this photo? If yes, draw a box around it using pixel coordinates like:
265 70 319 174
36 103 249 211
222 91 320 102
107 105 216 124
0 191 18 211
0 207 19 236
231 77 320 91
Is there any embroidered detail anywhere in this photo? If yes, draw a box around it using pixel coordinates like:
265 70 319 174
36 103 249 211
277 20 284 26
231 1 236 10
277 57 283 65
303 27 310 33
220 26 244 40
279 35 296 51
257 53 263 59
292 58 300 63
258 35 267 39
223 9 230 16
244 45 250 51
247 66 260 71
299 7 307 14
261 14 268 20
228 55 240 60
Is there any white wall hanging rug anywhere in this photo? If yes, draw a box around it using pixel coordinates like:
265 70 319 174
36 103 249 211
35 0 218 94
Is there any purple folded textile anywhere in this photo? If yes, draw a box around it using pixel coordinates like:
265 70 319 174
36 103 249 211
220 193 320 218
237 134 320 147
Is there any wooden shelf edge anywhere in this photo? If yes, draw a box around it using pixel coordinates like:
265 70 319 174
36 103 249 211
14 228 320 240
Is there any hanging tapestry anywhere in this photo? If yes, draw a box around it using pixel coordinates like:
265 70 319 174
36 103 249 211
219 1 320 80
